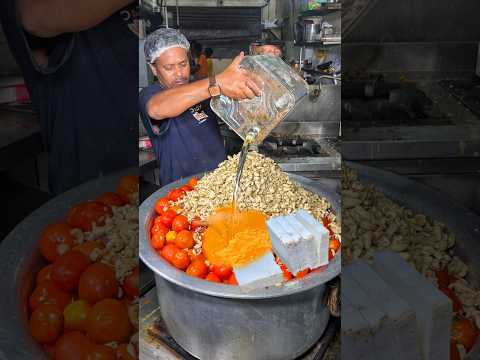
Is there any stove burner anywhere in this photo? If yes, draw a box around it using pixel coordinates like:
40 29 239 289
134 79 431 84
260 138 326 158
342 78 451 127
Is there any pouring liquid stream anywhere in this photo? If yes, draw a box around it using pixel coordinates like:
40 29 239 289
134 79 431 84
228 128 259 241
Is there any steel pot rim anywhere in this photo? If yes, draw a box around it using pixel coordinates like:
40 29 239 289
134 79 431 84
139 172 341 300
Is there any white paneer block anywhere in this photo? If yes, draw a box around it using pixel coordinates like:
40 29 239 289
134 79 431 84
233 252 283 290
343 265 403 360
267 216 307 274
267 210 329 274
347 260 421 360
372 250 452 360
295 209 329 266
341 291 377 359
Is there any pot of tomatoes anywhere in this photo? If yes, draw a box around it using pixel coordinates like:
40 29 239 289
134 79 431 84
140 173 341 360
0 171 139 360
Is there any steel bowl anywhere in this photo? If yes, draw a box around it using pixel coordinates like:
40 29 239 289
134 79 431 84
0 170 134 360
140 173 341 360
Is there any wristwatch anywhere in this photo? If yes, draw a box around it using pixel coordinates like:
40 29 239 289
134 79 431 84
208 75 221 98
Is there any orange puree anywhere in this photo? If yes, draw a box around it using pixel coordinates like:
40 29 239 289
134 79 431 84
203 206 271 267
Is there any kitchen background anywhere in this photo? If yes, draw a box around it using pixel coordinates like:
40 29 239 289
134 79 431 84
138 0 342 189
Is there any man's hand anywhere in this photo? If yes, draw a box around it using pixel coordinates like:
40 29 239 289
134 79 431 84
217 52 262 100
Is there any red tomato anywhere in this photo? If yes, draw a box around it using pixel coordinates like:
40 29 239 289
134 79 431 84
51 250 91 291
160 244 179 264
436 269 457 288
190 217 204 231
224 273 238 285
187 177 198 188
63 299 91 332
116 176 139 196
123 267 139 299
186 260 208 278
450 341 461 360
159 210 177 228
295 269 310 279
175 230 195 249
172 215 190 232
278 262 293 281
187 250 206 263
85 344 116 360
206 272 221 283
212 264 233 281
150 222 169 237
154 197 170 215
329 238 341 252
168 189 185 202
451 316 479 351
179 184 193 192
54 331 93 360
96 192 128 207
166 189 175 199
170 205 182 214
78 262 117 304
86 299 132 344
67 201 112 232
171 249 191 270
439 286 462 313
29 304 63 344
39 222 75 262
29 281 72 311
151 232 165 250
328 249 335 261
36 264 54 284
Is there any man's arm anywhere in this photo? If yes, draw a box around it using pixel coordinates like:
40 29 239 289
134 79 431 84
146 78 211 121
19 0 133 38
147 53 261 121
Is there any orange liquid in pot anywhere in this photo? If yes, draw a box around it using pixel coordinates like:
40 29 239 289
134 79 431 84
203 206 271 268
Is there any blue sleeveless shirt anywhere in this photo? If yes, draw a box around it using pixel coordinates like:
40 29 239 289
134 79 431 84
139 83 226 186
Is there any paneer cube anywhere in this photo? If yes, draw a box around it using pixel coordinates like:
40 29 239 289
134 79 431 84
233 252 283 290
267 210 329 274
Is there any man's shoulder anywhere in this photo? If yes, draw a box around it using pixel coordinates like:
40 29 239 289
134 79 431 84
139 82 164 106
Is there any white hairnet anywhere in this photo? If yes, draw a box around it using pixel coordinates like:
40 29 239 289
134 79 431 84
144 28 190 64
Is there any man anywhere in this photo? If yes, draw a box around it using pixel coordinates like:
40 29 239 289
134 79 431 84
250 39 283 57
0 0 138 194
139 28 260 186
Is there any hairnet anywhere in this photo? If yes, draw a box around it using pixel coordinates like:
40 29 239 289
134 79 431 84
144 28 190 64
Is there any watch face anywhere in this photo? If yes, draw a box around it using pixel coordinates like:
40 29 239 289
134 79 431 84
209 85 221 97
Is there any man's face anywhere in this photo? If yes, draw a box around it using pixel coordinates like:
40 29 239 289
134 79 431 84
150 47 190 89
257 45 282 57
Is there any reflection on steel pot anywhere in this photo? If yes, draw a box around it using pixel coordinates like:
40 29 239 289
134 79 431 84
140 173 341 360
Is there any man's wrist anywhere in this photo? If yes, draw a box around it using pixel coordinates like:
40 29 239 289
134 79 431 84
208 74 221 98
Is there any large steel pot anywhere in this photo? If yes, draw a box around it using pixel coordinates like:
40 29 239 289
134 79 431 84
140 173 341 360
0 170 134 360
